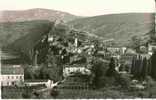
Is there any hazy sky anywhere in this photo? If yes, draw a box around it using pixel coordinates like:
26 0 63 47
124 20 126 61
0 0 155 16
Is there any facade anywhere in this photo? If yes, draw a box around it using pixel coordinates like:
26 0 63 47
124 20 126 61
148 43 156 55
63 65 91 77
1 65 24 86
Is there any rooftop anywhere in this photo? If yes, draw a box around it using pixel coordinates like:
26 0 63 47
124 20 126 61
1 64 24 75
1 49 21 60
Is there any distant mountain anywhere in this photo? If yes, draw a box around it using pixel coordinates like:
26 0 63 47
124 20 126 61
0 8 80 23
68 13 155 45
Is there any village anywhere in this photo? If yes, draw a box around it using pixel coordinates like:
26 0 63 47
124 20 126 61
1 22 156 98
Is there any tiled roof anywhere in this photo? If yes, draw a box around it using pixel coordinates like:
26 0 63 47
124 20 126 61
1 49 20 60
1 65 24 75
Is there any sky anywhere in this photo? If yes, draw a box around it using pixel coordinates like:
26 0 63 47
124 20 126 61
0 0 155 16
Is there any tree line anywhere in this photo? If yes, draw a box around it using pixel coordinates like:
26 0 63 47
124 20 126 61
131 51 156 80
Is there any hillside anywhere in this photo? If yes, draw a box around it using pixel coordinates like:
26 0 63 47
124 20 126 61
0 8 80 23
0 13 155 62
0 20 52 47
1 20 52 62
68 13 155 45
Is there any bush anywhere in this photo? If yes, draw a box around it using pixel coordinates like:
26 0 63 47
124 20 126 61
146 76 155 88
22 89 31 99
101 76 116 87
50 88 59 98
145 76 156 98
100 87 129 98
91 57 109 88
115 73 131 89
106 57 117 77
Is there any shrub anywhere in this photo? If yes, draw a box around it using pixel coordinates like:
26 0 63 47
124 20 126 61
101 76 116 87
106 57 117 77
145 76 156 98
22 89 31 99
115 73 131 89
91 57 109 88
50 88 59 98
101 87 129 98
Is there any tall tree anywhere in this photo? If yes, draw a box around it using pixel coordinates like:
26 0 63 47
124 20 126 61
147 59 152 75
151 51 156 79
91 57 109 88
106 57 117 77
131 56 136 75
141 57 148 80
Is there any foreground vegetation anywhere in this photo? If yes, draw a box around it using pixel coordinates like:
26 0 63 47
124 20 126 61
3 76 156 99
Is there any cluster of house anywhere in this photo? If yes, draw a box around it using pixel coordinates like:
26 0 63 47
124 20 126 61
48 29 156 77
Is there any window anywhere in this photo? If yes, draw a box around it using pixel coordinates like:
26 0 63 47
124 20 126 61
8 76 10 79
16 76 18 79
20 76 23 79
12 76 14 79
12 82 15 85
7 82 10 86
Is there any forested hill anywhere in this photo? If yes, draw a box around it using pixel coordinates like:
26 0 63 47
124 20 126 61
68 13 155 45
1 20 52 55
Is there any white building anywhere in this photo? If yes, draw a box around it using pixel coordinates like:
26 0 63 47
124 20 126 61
1 65 24 86
1 49 24 86
148 43 156 55
63 65 91 77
